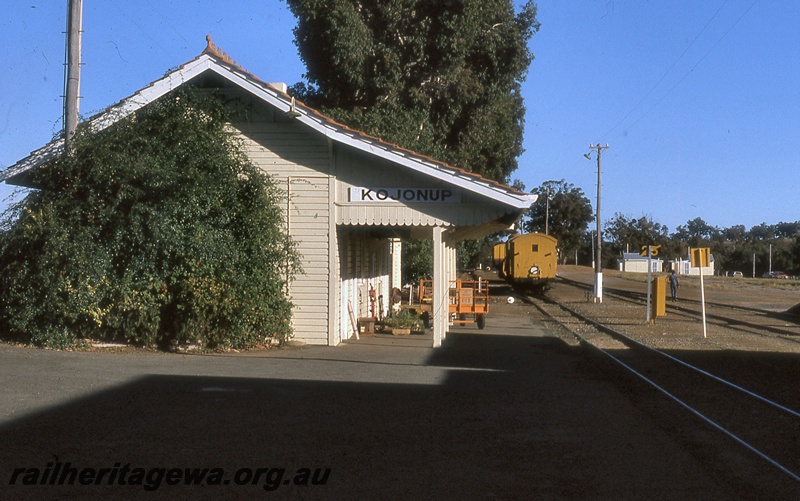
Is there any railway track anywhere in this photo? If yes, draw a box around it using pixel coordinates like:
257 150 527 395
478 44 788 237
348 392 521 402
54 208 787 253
526 292 800 490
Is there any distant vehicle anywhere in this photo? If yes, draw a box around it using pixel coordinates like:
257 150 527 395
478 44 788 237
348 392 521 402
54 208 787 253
731 271 743 278
763 271 789 279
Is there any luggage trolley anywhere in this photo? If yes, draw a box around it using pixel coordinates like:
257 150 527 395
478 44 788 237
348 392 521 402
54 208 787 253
415 279 489 329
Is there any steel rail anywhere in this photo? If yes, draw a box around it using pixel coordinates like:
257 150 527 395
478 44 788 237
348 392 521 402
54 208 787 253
547 296 800 418
528 295 800 483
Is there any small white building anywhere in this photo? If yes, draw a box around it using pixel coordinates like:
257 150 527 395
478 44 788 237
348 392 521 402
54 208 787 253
0 37 536 348
617 253 664 273
670 255 715 276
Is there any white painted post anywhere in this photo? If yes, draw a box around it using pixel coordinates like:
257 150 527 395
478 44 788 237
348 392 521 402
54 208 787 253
700 269 707 338
390 238 402 290
445 241 457 341
432 226 445 348
646 245 652 323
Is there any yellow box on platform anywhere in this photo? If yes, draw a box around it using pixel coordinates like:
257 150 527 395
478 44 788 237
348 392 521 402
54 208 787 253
650 276 667 320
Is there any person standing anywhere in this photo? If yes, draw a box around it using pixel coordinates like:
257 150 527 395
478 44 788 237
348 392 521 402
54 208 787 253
669 270 680 301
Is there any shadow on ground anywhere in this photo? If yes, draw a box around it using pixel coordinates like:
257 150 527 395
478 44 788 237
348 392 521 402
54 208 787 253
1 331 797 499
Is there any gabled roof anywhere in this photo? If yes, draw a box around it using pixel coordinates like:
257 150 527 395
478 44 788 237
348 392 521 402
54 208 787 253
1 36 536 211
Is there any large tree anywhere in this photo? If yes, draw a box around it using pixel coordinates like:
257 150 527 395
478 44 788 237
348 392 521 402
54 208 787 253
605 213 672 259
673 217 720 248
284 0 540 183
523 179 593 262
0 92 299 349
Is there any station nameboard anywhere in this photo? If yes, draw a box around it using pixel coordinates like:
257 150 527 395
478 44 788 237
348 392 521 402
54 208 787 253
348 187 461 203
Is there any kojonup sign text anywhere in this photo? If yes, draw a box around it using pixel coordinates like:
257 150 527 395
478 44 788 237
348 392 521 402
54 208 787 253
349 187 461 203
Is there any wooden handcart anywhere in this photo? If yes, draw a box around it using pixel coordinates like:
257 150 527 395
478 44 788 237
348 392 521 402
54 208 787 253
412 279 489 329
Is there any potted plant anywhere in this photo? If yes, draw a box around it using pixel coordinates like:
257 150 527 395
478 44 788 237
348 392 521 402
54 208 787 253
385 309 422 335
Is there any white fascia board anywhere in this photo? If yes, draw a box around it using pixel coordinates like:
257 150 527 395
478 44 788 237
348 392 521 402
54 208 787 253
0 141 62 182
4 54 538 212
1 57 216 182
306 118 537 210
205 63 537 211
91 57 215 131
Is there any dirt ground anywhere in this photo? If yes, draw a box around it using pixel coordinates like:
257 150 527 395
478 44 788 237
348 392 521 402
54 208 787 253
488 265 800 355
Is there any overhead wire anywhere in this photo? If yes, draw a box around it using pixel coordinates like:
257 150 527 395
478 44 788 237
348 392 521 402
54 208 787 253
535 1 761 222
532 2 743 191
108 0 172 58
143 0 193 49
599 0 731 140
605 0 760 145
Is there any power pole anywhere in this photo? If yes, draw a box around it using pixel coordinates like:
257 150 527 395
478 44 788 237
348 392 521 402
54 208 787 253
585 144 609 303
64 0 83 150
544 186 550 235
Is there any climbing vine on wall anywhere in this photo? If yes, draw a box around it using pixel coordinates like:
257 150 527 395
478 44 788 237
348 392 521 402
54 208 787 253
0 90 300 349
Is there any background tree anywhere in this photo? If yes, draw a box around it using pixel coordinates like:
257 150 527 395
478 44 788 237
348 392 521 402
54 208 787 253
523 179 593 263
790 235 800 274
741 221 798 276
673 217 720 248
715 224 749 276
747 222 775 241
664 219 800 276
0 92 299 349
284 0 540 283
722 224 747 242
605 213 671 258
402 238 432 286
284 0 540 183
775 221 800 238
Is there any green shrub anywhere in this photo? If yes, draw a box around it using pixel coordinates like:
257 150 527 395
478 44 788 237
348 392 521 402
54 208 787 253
385 308 422 331
0 90 300 349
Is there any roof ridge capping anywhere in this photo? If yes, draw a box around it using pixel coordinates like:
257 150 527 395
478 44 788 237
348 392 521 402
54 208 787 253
202 34 247 73
199 36 528 203
202 35 288 95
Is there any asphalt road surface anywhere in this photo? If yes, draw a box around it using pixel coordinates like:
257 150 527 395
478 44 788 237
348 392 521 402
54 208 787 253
1 309 796 499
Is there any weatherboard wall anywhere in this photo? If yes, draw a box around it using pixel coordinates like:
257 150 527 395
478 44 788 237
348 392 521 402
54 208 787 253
231 113 520 346
237 121 333 345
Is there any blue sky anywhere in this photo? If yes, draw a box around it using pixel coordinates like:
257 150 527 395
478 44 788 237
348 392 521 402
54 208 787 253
1 0 797 232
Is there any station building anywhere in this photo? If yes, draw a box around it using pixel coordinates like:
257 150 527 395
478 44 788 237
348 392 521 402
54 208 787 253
617 252 664 273
0 37 536 348
669 255 716 276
